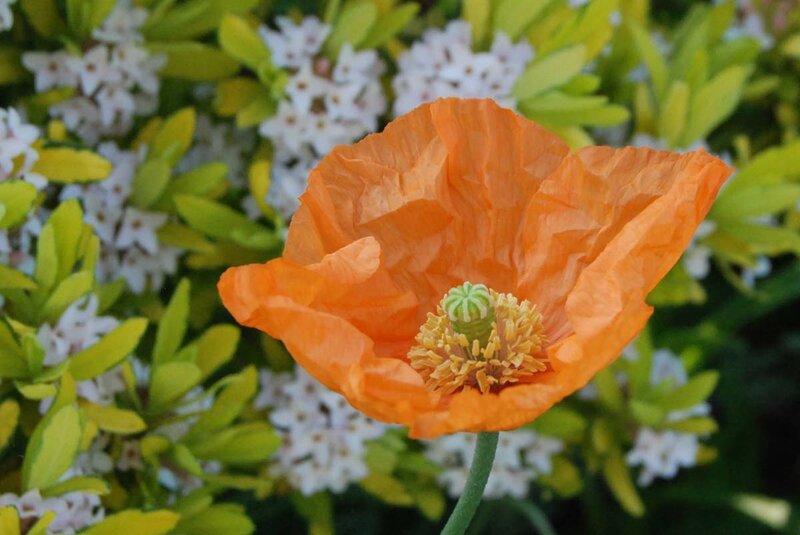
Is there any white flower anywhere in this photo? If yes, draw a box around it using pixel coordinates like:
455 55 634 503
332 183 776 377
720 0 774 49
426 430 563 499
21 4 163 145
116 207 168 255
0 107 40 181
0 0 15 31
392 20 534 116
117 440 144 471
257 368 387 495
21 51 77 91
626 428 699 486
92 0 148 43
0 490 103 532
256 17 386 218
177 114 256 188
742 255 772 289
259 16 330 68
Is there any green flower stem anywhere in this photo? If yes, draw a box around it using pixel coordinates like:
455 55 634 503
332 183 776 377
441 431 500 535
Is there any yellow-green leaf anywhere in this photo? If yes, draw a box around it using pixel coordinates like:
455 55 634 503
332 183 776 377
463 0 490 46
174 194 279 250
659 371 719 412
626 19 669 100
681 65 751 146
83 510 180 535
0 399 20 450
0 265 37 290
513 45 586 100
41 271 93 322
658 81 689 148
324 2 379 57
32 148 111 183
42 476 109 497
218 14 270 70
175 505 254 535
20 0 66 35
153 278 191 366
131 159 172 208
214 78 264 116
0 506 20 535
149 362 202 412
361 3 419 49
196 324 241 380
493 0 551 40
22 405 83 491
603 450 644 517
150 108 196 165
0 180 37 229
661 416 718 434
149 42 240 81
70 318 148 380
81 402 146 435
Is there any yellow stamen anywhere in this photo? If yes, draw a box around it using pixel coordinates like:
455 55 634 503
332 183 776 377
408 287 548 395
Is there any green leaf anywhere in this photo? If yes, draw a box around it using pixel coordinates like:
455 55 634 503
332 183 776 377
22 405 83 491
324 1 379 57
603 450 645 517
626 19 669 100
47 199 84 282
681 65 751 146
153 279 191 366
713 184 800 222
174 194 279 250
629 399 666 426
719 223 800 256
149 362 202 412
520 92 629 127
175 505 255 535
20 0 66 35
728 140 800 192
0 180 37 229
463 0 490 46
145 0 258 41
513 45 586 101
661 416 718 434
659 371 719 412
658 81 689 148
195 324 240 380
361 3 419 48
594 369 624 411
131 160 172 209
290 492 334 535
83 510 180 535
0 399 20 451
16 382 57 400
41 271 93 322
156 222 216 253
530 405 586 439
150 108 196 165
360 473 414 506
41 476 109 497
538 456 583 498
189 367 257 437
190 422 280 463
0 47 24 86
218 14 271 70
166 162 228 200
0 265 37 291
32 147 111 183
81 402 146 435
70 318 148 380
171 443 204 476
493 0 550 40
149 41 240 81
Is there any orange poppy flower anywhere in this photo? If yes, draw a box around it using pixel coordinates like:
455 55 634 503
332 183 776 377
219 98 731 438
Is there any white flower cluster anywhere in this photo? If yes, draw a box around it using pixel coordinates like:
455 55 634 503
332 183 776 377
392 20 534 117
720 0 775 49
257 16 386 217
0 0 15 31
22 0 164 144
625 349 710 486
425 430 563 499
62 143 180 293
38 295 125 411
178 114 256 189
254 368 387 496
0 209 44 278
0 107 47 188
0 489 104 534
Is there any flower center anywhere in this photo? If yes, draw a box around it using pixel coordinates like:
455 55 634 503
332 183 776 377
408 282 548 395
